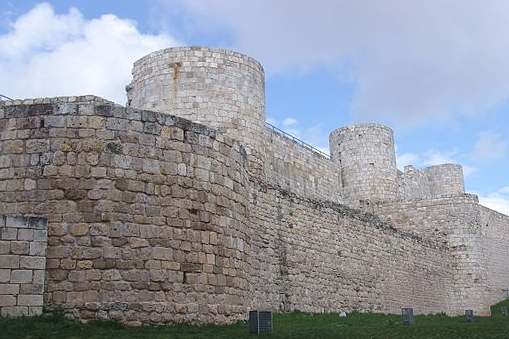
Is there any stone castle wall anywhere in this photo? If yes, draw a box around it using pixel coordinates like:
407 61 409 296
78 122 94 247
372 195 501 315
263 129 343 204
480 206 509 307
249 181 451 315
0 215 48 317
1 46 508 324
0 97 251 325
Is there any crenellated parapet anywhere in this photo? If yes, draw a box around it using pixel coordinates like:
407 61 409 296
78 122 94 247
398 163 465 200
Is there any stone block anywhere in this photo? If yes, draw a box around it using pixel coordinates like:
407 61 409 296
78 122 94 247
103 247 121 259
83 248 102 259
29 242 47 256
86 269 101 281
19 256 46 269
175 303 187 313
1 306 28 317
5 216 28 228
0 283 20 294
28 306 43 316
90 167 107 177
1 227 17 240
0 255 19 269
173 250 185 263
32 270 45 284
20 283 44 294
45 116 66 127
206 254 215 265
10 270 32 284
76 260 93 269
67 292 84 305
60 259 76 269
140 225 161 239
0 241 9 254
102 269 121 281
161 261 180 270
47 245 70 258
17 229 34 241
0 155 11 168
130 238 149 248
17 294 44 306
28 217 47 230
2 140 24 154
33 230 48 241
153 247 173 261
210 232 218 245
68 271 85 282
0 269 10 283
0 294 17 306
10 241 30 254
24 178 37 190
70 223 89 236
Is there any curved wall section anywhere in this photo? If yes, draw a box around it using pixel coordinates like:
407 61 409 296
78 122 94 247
329 124 398 206
0 97 251 325
127 46 266 151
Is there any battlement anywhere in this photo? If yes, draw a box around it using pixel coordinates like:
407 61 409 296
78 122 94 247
399 163 465 200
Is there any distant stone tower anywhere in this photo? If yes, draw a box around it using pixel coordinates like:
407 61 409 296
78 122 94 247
422 164 465 197
127 46 266 150
329 124 399 207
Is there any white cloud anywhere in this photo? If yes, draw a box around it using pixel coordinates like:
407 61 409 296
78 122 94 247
267 117 329 155
498 186 509 194
462 165 477 177
0 3 181 104
396 151 420 169
422 149 457 166
470 131 507 161
395 147 477 176
162 0 509 128
282 117 298 127
478 187 509 215
266 117 278 126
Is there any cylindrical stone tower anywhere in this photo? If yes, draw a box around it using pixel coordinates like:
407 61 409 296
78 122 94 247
329 124 399 207
127 46 266 150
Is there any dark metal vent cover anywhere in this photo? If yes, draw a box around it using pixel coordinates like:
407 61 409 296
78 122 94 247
465 309 474 322
249 310 273 334
501 306 508 317
401 307 415 325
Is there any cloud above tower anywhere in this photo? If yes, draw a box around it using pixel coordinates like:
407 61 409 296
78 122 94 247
158 0 509 128
0 3 180 104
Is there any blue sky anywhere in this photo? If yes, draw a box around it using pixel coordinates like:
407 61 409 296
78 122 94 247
0 1 508 213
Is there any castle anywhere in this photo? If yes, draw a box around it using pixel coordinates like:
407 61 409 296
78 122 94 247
0 46 508 325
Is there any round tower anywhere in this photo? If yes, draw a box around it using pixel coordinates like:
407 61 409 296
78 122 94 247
329 124 399 207
127 46 266 150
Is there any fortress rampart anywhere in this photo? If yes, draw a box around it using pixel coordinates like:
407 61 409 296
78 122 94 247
1 46 508 324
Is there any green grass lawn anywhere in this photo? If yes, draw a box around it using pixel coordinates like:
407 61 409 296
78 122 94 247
2 300 509 339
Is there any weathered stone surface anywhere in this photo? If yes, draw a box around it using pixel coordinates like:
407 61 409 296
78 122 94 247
0 47 507 326
10 270 33 284
17 295 43 306
0 255 19 268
